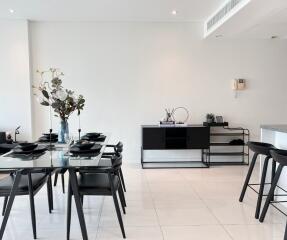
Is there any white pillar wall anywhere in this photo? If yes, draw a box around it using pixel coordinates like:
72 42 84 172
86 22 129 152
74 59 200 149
0 20 32 141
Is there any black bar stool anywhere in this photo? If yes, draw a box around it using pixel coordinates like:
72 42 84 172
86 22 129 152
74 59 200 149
239 141 276 219
259 148 287 223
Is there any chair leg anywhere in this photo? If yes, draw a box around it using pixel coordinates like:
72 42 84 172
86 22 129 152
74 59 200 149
68 169 88 240
0 171 22 240
49 173 54 210
259 164 283 223
118 186 126 214
61 173 65 193
284 221 287 240
54 172 59 186
2 197 8 216
80 195 84 206
47 179 52 214
239 153 258 202
28 173 37 239
66 180 72 240
121 184 126 207
117 172 126 207
271 160 276 201
255 156 270 219
109 174 126 238
119 169 126 192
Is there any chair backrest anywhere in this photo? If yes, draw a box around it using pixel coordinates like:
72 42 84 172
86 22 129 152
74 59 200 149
111 153 122 171
115 141 123 153
270 149 287 166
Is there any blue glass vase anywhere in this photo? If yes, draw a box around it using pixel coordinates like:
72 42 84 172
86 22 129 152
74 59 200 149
58 119 69 143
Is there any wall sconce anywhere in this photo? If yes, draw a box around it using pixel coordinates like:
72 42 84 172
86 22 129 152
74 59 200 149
232 79 246 98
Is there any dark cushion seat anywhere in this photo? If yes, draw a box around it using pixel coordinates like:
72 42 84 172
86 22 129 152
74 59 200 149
0 173 48 195
270 149 287 165
77 173 119 195
247 141 275 156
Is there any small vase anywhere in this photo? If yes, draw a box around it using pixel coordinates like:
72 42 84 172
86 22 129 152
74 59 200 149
207 118 213 124
58 119 69 143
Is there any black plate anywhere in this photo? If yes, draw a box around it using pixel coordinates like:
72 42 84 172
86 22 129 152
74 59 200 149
70 144 102 154
13 145 48 154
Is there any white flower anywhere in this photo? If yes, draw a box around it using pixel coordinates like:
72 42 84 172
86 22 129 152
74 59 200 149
55 89 67 101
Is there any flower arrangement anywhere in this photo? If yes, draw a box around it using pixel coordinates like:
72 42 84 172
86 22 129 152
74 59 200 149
33 68 85 121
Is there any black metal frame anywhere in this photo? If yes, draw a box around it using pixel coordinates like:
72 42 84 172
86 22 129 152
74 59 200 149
259 164 287 222
141 147 210 169
208 126 250 165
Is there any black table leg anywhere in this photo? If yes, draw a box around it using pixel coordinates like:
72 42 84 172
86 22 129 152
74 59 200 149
68 169 88 240
0 170 22 239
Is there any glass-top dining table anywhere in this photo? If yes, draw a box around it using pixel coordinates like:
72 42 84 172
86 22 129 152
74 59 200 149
0 134 110 240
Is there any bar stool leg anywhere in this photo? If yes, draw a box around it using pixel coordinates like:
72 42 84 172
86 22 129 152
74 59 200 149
259 164 283 222
255 156 270 219
239 153 258 202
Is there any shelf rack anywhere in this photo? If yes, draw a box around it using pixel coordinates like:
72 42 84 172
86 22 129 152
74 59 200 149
203 123 250 165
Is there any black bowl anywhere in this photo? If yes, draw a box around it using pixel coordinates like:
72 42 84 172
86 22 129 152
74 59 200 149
86 132 101 138
18 143 38 151
74 141 95 150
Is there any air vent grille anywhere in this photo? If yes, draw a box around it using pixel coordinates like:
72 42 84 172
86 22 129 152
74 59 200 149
207 0 243 31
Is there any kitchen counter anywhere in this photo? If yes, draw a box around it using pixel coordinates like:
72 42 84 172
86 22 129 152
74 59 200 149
261 124 287 134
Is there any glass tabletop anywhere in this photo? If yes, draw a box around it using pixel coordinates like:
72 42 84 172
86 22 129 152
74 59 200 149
0 133 111 170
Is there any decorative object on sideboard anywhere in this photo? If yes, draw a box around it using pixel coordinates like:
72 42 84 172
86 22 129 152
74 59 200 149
0 132 6 144
33 68 85 143
14 126 20 142
216 116 223 123
160 107 189 126
6 133 13 144
232 78 246 98
206 113 215 124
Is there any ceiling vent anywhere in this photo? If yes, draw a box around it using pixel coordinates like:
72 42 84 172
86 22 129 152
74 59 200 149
206 0 244 32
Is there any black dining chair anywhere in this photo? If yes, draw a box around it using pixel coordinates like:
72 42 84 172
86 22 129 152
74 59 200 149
53 168 67 193
67 154 126 239
0 170 53 239
101 142 126 192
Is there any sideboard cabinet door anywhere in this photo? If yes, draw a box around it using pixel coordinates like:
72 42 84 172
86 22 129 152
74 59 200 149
187 127 210 149
142 128 165 149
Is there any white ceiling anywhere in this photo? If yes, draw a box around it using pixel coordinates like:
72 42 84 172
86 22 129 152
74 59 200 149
241 7 287 39
205 0 287 39
0 0 225 22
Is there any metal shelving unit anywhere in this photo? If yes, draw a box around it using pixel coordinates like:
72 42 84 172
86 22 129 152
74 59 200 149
203 122 250 165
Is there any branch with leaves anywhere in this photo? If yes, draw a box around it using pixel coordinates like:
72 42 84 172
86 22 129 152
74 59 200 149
33 68 85 121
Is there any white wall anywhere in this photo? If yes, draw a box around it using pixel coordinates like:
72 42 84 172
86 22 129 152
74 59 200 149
0 20 32 141
29 21 287 161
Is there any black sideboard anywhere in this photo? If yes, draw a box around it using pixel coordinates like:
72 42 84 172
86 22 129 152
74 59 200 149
141 125 210 169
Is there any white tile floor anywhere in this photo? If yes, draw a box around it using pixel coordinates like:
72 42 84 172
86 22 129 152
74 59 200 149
0 163 286 239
